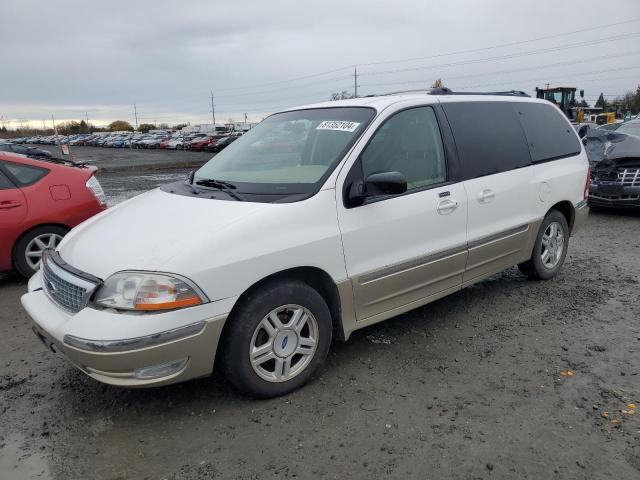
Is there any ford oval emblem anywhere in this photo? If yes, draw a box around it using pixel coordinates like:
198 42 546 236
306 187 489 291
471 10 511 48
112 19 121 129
281 336 288 350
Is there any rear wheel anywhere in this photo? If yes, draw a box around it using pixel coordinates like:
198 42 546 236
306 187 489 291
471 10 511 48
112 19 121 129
13 225 68 278
221 280 332 398
518 210 569 280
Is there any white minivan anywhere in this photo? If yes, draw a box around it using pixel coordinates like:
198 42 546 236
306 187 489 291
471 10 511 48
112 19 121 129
22 90 589 397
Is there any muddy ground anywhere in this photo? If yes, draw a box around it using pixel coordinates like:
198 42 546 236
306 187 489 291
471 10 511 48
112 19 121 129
1 148 639 479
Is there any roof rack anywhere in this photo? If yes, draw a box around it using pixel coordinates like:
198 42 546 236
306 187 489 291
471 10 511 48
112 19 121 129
379 88 530 98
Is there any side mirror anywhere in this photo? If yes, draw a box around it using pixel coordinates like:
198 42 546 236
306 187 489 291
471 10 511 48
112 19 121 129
345 169 407 207
365 171 407 196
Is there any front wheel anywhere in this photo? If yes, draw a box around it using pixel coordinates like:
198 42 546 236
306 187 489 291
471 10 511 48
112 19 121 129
221 280 332 398
13 225 68 278
518 210 569 280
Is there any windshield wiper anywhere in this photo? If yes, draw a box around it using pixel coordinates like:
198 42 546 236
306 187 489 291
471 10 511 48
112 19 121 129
185 170 200 195
194 177 246 201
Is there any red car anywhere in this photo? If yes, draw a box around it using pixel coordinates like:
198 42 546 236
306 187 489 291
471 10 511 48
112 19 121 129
187 136 215 151
0 152 107 277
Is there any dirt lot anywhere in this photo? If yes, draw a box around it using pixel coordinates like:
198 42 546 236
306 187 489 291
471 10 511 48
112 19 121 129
1 148 639 479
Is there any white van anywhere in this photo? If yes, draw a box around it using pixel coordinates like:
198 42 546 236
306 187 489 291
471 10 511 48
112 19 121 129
22 91 589 397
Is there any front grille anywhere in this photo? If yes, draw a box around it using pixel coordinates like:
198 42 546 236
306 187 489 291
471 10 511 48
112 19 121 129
617 168 640 186
41 251 98 313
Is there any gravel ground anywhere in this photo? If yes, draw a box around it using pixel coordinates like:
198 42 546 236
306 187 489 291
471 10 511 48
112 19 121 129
0 148 639 479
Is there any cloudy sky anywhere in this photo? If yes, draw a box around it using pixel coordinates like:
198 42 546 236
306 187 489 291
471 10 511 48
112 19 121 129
1 0 639 128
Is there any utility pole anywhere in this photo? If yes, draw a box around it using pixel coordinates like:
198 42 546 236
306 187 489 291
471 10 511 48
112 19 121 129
243 112 248 125
85 112 90 133
52 114 63 156
210 91 216 130
353 65 358 98
42 120 46 132
133 104 139 129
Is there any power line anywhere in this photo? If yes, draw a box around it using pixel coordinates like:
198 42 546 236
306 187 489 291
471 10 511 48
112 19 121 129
358 52 640 89
359 32 640 77
212 33 639 103
357 18 640 68
215 74 352 100
213 18 639 94
215 65 354 93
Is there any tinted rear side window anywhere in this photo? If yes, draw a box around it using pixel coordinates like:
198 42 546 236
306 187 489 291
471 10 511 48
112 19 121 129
442 102 531 179
516 102 581 162
0 169 15 189
3 161 48 186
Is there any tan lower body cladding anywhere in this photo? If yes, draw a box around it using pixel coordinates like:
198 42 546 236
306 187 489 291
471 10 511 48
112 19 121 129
337 219 543 340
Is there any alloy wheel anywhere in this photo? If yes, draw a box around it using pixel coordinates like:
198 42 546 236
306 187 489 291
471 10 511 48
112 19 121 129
540 221 565 269
24 233 62 270
249 304 319 383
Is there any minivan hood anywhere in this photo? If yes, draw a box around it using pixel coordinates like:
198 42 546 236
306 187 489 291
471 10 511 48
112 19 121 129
58 188 267 279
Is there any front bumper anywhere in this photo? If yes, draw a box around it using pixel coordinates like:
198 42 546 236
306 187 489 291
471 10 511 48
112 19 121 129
22 272 234 387
588 184 640 209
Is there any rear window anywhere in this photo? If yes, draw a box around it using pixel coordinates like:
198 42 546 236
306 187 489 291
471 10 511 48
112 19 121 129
516 102 582 162
442 102 531 179
3 161 48 186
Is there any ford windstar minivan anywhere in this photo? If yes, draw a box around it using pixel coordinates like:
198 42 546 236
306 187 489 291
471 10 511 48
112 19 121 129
22 90 589 397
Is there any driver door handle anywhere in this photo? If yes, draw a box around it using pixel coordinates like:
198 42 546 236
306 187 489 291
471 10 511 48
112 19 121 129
0 200 22 210
437 198 458 215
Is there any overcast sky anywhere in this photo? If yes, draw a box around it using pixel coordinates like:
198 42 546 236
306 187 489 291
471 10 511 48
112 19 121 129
2 0 639 128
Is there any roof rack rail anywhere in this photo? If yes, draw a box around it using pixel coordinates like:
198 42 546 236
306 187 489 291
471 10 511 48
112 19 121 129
381 88 530 98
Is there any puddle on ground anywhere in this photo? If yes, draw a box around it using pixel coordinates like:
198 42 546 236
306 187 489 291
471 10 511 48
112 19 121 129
0 432 52 479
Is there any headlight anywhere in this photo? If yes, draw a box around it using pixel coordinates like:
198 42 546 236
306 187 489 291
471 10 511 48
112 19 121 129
94 272 207 311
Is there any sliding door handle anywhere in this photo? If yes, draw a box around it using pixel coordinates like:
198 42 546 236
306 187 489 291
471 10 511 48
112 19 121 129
477 189 495 204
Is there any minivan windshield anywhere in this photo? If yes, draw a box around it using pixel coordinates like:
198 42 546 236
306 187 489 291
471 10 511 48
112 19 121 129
194 107 375 197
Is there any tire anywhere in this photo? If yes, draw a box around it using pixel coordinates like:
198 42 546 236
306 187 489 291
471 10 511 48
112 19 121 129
518 210 569 280
13 225 68 278
221 279 332 398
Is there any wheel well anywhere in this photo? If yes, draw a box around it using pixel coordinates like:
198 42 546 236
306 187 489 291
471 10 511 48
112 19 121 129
227 267 343 339
11 223 70 266
549 201 575 232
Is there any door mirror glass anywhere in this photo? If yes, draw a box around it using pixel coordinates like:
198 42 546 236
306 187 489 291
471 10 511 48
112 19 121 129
365 171 407 196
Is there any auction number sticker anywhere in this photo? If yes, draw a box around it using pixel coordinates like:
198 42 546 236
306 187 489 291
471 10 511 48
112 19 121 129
316 120 360 132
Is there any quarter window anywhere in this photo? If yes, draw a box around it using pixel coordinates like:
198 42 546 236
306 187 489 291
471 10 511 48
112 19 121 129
3 161 48 186
361 106 447 191
0 169 15 189
516 102 582 162
442 102 531 179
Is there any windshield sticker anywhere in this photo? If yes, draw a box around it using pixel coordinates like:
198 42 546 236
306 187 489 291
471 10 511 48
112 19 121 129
316 121 360 132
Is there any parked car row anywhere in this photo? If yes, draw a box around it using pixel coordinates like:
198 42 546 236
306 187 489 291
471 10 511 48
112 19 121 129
6 131 244 153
